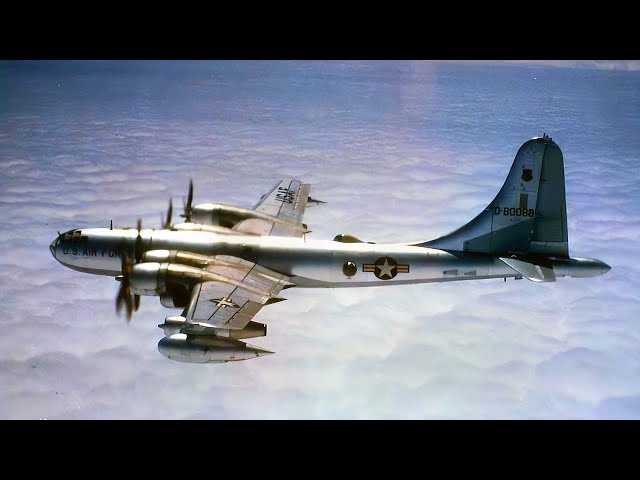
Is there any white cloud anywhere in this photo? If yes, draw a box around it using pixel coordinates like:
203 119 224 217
1 60 638 419
444 60 640 71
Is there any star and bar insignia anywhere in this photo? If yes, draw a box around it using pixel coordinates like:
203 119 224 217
363 256 410 280
210 297 240 309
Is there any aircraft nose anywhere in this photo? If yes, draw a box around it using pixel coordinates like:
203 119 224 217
600 261 611 275
49 237 57 259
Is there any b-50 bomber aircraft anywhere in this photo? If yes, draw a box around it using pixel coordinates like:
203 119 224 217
50 135 610 363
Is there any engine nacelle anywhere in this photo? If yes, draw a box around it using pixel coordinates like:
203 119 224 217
191 203 306 235
143 250 210 269
172 223 247 236
129 262 221 297
158 316 188 336
129 262 168 296
192 203 264 228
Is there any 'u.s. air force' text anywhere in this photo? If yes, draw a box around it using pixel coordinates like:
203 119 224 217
62 247 125 257
276 187 295 204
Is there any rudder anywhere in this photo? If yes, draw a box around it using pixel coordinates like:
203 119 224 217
527 137 568 257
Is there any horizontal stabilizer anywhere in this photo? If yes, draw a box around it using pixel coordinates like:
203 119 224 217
307 196 326 206
500 257 556 282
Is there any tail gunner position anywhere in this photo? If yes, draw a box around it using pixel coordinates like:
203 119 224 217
50 135 610 363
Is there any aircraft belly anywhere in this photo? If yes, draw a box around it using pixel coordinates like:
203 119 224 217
254 245 506 287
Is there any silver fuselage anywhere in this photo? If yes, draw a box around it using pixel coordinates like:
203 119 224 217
50 228 610 287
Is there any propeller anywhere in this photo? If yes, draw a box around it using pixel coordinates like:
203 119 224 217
115 254 135 321
180 179 193 223
134 219 143 264
115 219 143 322
162 199 173 230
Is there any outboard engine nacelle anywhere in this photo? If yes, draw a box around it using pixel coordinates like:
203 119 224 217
158 316 188 336
129 263 168 296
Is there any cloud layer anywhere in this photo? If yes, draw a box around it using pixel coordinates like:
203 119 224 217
1 60 639 419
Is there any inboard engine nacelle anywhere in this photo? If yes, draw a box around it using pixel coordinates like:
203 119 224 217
143 250 210 269
192 203 308 235
192 203 275 228
129 262 220 297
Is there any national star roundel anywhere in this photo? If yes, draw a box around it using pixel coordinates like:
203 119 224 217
362 256 410 280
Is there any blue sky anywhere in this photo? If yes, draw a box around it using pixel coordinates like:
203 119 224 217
1 60 639 418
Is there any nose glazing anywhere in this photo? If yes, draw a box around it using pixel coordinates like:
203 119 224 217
49 237 58 259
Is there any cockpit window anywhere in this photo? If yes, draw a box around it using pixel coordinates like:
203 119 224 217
62 230 87 244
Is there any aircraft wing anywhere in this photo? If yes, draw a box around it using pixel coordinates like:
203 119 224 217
183 255 292 330
234 179 311 237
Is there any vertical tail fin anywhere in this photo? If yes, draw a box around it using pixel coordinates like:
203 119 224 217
421 135 569 257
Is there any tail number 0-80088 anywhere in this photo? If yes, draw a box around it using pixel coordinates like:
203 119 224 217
494 207 535 217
